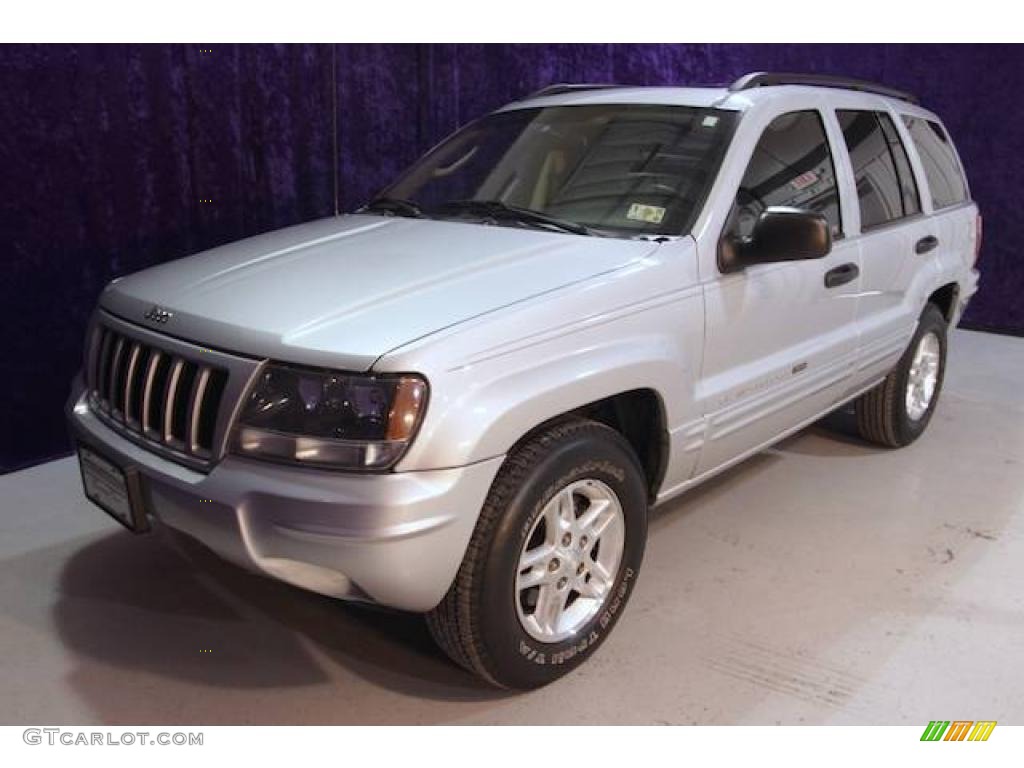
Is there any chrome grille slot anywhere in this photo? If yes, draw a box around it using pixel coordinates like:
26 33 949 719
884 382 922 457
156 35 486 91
141 352 169 440
93 328 114 411
108 336 128 416
195 367 227 453
169 361 198 448
123 342 145 427
84 321 234 468
86 325 103 398
186 366 211 456
162 358 186 447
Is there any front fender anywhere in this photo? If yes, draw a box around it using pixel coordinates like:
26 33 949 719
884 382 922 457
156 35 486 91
379 242 705 485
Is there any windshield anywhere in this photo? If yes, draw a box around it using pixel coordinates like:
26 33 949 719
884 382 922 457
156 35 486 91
374 104 738 237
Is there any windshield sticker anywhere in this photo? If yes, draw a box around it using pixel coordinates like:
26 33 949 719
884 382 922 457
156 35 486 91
627 203 666 224
701 115 720 128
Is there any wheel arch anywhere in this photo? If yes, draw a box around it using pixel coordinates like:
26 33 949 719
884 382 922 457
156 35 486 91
510 388 670 504
927 282 960 323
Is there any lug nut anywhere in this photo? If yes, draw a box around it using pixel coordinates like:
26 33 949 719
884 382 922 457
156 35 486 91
557 577 568 590
580 536 588 548
548 558 560 572
576 563 585 575
561 532 572 547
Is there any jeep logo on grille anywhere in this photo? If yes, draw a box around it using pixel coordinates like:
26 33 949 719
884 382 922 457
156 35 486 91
144 305 173 324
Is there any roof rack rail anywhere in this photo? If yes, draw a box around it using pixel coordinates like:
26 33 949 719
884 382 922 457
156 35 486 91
527 83 619 99
729 72 918 104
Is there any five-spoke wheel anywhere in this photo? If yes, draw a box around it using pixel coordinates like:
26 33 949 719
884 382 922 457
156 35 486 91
516 479 625 643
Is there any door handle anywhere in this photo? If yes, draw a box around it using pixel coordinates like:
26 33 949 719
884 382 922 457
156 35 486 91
824 262 859 289
915 235 939 254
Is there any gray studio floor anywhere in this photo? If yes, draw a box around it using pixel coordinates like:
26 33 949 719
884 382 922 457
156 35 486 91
1 329 1022 725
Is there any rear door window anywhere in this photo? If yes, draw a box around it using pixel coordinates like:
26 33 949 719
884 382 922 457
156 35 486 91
877 113 921 217
901 116 968 209
837 110 920 231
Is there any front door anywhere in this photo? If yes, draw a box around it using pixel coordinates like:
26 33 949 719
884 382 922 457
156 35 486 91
696 108 860 475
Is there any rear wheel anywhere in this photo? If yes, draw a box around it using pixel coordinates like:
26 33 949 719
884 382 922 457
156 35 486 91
426 418 648 689
854 303 948 447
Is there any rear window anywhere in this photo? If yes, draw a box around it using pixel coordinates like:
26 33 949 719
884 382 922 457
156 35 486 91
901 116 968 209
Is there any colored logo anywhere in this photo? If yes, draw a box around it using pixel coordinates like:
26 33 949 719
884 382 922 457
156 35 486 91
920 721 996 741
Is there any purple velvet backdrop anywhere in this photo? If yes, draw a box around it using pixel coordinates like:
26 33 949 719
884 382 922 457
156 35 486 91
1 43 1020 471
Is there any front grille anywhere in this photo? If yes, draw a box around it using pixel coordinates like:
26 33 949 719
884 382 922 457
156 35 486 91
86 323 230 463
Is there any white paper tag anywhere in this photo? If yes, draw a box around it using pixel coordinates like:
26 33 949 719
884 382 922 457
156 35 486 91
627 203 666 224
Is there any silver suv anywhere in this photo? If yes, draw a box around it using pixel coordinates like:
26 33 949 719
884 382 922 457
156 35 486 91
67 72 980 689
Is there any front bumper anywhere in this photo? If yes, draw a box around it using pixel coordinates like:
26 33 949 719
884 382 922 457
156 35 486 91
67 383 502 612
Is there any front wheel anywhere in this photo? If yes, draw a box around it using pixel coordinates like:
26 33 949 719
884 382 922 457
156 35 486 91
426 418 648 689
854 303 948 447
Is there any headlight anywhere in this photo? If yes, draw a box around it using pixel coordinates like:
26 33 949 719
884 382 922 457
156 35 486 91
231 364 427 470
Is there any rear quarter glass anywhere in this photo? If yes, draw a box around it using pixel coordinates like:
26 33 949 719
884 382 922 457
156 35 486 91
901 116 969 209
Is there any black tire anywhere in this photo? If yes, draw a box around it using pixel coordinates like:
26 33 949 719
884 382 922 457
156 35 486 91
426 417 648 689
854 303 948 447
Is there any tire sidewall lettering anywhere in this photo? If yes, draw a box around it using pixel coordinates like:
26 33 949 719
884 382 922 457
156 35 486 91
516 566 636 666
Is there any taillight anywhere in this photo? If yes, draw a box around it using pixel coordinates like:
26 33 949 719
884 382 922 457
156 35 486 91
973 213 983 267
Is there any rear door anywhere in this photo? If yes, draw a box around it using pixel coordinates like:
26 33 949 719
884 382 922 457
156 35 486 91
900 114 978 320
696 108 861 475
834 108 936 391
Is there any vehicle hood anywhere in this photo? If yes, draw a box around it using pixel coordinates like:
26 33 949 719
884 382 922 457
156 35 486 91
101 214 658 370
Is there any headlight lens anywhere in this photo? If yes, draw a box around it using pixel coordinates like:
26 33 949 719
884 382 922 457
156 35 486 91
231 364 427 469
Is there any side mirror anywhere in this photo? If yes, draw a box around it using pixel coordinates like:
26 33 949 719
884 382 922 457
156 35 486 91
719 206 832 273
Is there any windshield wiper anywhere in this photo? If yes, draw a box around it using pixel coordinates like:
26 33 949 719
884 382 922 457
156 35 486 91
438 199 596 236
359 197 424 218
